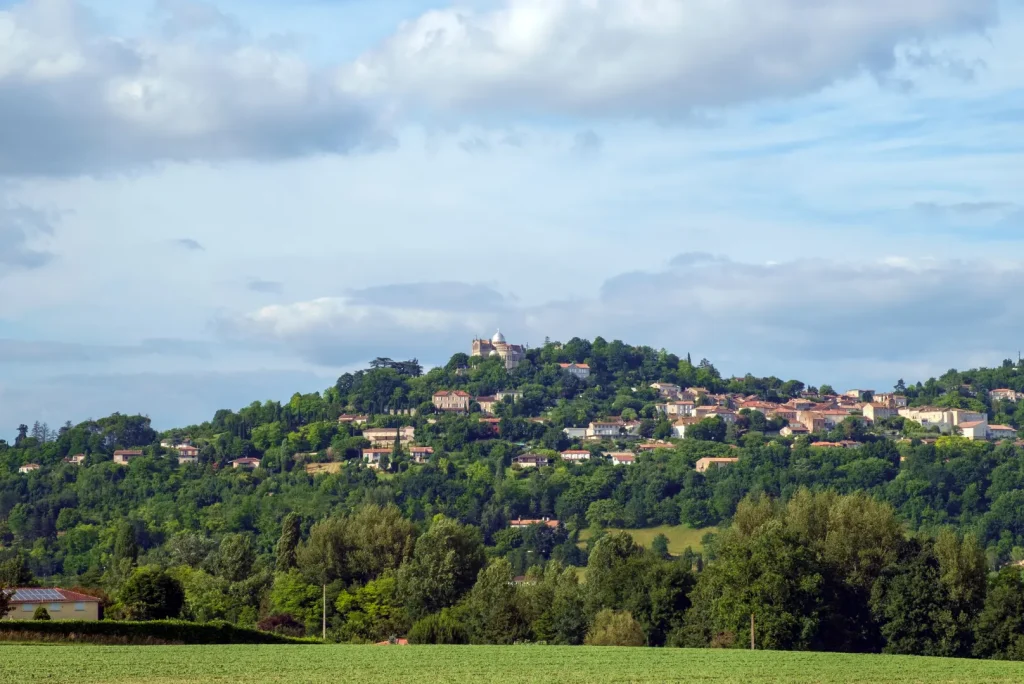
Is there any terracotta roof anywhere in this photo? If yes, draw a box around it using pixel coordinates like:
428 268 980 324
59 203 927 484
959 421 986 428
989 425 1017 431
114 450 143 456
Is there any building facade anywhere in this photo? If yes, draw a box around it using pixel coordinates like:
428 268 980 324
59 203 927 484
471 330 526 370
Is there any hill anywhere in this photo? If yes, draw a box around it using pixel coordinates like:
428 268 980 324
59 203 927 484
5 337 1024 660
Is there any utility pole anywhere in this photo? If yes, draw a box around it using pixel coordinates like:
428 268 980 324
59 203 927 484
750 613 755 650
322 584 327 642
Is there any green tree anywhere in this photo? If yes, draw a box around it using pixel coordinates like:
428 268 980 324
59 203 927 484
408 609 470 645
113 523 139 566
32 605 51 621
396 516 486 620
464 558 529 644
335 574 409 643
974 567 1024 660
213 533 255 583
275 514 302 573
119 567 185 620
584 609 646 646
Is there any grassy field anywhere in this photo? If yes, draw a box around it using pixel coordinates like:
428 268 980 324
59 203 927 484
4 645 1024 683
578 525 717 555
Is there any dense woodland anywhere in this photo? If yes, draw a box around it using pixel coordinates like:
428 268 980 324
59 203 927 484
5 338 1024 657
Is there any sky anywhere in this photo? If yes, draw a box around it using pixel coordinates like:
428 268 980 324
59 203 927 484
1 0 1024 435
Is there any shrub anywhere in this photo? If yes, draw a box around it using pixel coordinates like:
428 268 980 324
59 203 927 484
32 606 51 621
0 620 309 645
257 614 305 638
584 609 646 647
408 609 469 645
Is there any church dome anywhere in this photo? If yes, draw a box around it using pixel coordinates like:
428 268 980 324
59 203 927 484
491 329 506 344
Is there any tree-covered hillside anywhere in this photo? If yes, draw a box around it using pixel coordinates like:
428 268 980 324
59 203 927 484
5 337 1024 657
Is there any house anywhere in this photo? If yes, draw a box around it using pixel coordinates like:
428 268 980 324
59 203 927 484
695 457 739 473
559 363 591 380
587 421 624 439
63 454 86 466
637 441 671 453
818 409 860 428
672 417 700 439
960 421 989 441
475 396 498 415
18 464 40 474
608 453 636 466
433 390 472 414
337 414 369 425
650 383 682 399
769 408 798 423
113 450 144 465
660 401 696 417
560 450 592 462
780 423 810 437
176 445 199 460
513 454 550 468
862 403 898 423
231 457 261 470
362 448 391 469
2 588 102 621
845 389 874 400
874 393 908 408
495 390 523 403
989 425 1019 441
563 427 589 440
695 407 737 424
737 400 778 414
471 330 526 370
410 446 434 463
990 389 1022 403
510 518 559 529
362 426 416 448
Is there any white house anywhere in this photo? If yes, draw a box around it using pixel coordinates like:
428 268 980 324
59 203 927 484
560 450 592 462
989 425 1019 441
559 363 591 380
18 464 40 474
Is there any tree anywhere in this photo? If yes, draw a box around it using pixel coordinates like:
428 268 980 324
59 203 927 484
651 534 671 560
212 533 255 583
585 609 646 646
408 609 470 645
396 516 486 620
819 385 835 396
464 558 529 644
276 514 302 573
113 523 139 567
0 585 11 620
0 554 35 586
335 574 409 643
120 567 185 620
32 605 51 620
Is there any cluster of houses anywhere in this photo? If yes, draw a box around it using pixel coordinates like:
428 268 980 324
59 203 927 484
17 445 261 475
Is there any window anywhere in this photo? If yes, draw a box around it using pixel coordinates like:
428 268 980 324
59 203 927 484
22 604 32 612
75 603 86 612
49 603 62 612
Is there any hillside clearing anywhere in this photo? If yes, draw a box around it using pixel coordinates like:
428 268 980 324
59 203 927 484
578 525 718 555
3 645 1023 683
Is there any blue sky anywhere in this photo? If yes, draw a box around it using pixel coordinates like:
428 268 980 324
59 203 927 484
1 0 1024 435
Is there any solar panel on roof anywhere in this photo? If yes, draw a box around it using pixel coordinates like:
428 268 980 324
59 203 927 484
12 588 64 601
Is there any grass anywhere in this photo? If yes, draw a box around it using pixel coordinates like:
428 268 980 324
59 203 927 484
4 645 1024 683
578 525 718 555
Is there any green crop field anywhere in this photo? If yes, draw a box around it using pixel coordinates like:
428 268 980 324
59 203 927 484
4 645 1024 684
579 525 718 555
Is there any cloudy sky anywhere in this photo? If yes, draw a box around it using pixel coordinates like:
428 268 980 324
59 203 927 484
2 0 1023 435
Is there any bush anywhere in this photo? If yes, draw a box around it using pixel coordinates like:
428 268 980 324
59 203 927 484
32 605 51 621
0 620 310 645
584 609 646 647
408 610 469 645
257 614 306 638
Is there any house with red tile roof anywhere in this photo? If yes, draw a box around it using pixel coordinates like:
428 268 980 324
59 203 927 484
231 457 261 470
3 588 103 621
113 450 144 465
559 363 591 380
433 390 471 413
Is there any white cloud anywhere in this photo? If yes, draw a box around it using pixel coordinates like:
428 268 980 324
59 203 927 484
222 255 1024 388
343 0 999 116
0 0 380 175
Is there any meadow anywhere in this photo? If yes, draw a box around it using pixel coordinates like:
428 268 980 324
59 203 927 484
4 645 1024 684
578 525 717 556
